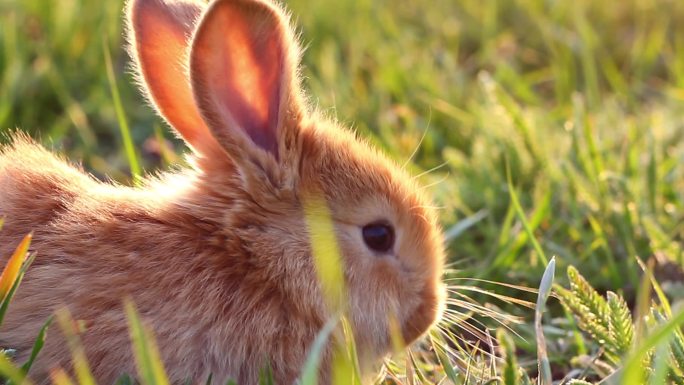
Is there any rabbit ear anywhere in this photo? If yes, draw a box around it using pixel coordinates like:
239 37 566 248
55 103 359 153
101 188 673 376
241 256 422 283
127 0 222 155
189 0 304 173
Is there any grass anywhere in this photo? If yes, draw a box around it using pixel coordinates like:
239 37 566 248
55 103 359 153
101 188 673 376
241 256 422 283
1 0 684 383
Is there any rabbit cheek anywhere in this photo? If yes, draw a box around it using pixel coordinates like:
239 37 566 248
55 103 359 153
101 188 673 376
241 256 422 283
401 279 444 344
347 260 403 351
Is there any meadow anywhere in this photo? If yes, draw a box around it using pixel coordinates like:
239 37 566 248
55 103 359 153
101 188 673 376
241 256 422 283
1 0 684 383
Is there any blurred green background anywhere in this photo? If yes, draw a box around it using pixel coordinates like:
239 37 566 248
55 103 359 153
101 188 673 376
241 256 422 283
2 0 684 332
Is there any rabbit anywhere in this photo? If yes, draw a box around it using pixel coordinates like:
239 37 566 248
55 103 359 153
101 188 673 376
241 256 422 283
0 0 446 384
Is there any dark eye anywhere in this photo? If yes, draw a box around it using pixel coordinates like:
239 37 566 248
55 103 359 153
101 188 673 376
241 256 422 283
362 222 395 253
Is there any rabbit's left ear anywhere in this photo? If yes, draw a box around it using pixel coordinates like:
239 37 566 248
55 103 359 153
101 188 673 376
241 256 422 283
127 0 226 156
190 0 306 183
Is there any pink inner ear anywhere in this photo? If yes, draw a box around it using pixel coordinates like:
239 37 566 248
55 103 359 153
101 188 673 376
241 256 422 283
131 0 220 155
196 7 284 158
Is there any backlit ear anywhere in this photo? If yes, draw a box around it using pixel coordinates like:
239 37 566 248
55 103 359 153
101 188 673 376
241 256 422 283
190 0 304 170
127 0 221 155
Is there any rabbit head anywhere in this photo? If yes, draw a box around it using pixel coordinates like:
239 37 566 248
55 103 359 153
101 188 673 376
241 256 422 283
129 0 445 370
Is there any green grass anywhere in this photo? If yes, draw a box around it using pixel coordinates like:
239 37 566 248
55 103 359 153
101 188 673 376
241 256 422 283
2 0 684 383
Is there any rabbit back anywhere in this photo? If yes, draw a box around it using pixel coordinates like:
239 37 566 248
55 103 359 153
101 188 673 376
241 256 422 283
0 137 314 384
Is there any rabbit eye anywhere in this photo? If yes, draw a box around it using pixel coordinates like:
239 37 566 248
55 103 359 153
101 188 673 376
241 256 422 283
362 222 395 253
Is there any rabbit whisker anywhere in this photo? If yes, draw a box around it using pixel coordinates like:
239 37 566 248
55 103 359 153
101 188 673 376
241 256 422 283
402 108 432 170
417 172 450 191
443 277 538 294
447 285 535 308
412 161 449 180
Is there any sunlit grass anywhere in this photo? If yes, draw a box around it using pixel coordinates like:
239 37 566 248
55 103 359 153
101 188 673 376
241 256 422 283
1 0 684 382
303 190 348 314
0 232 31 302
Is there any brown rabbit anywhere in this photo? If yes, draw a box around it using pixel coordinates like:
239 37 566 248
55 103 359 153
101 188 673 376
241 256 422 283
0 0 445 383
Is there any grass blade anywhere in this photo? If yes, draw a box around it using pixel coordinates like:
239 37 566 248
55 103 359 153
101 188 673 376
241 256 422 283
535 257 555 385
124 299 170 385
0 353 31 385
302 190 347 313
50 368 76 385
21 316 54 375
103 36 141 183
0 233 32 301
55 308 96 385
299 317 339 385
619 308 684 385
335 316 362 385
429 331 460 384
505 161 548 265
0 234 35 325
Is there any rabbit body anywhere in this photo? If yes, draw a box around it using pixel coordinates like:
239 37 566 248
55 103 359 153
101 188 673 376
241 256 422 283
0 139 317 384
0 0 445 383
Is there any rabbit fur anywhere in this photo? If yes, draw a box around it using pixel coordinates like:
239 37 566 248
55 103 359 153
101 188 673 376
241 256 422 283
0 0 446 383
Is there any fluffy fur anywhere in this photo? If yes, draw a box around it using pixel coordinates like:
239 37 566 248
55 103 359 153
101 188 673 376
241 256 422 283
0 0 446 384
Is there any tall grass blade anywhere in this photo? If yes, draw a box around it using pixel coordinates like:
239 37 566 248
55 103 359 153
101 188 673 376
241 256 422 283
124 299 170 385
650 340 670 385
535 257 555 385
505 161 548 265
258 365 275 385
103 36 141 183
0 233 32 301
0 353 31 385
429 331 460 384
0 234 35 326
55 308 96 385
497 329 518 385
406 349 427 384
299 317 339 385
20 316 54 375
328 316 362 385
302 190 346 313
50 368 76 385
